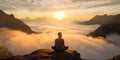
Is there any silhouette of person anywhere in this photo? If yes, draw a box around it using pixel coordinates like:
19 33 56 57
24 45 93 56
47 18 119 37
52 32 68 52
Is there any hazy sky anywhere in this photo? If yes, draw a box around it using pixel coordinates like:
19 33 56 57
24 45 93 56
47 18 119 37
0 0 120 19
0 1 120 59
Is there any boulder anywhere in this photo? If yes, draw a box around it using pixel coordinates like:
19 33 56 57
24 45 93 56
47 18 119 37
1 49 82 60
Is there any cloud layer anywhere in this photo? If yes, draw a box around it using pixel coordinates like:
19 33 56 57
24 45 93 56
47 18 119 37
0 22 120 60
0 0 120 11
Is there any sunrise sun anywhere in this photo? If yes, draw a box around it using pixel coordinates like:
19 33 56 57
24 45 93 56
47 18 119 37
54 12 64 20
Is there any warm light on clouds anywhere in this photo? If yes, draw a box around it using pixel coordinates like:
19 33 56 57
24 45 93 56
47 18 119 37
0 0 120 60
0 0 120 11
0 26 120 60
0 0 120 19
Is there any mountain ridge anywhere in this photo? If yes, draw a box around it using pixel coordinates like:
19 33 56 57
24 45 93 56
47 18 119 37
77 14 115 25
76 13 120 38
87 14 120 38
0 9 36 34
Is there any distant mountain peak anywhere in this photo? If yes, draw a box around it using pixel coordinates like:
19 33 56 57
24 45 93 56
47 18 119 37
78 14 116 25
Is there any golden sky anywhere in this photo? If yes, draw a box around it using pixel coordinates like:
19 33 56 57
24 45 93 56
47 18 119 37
0 0 120 20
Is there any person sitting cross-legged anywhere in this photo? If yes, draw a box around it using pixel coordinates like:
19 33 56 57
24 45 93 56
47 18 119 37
52 32 68 52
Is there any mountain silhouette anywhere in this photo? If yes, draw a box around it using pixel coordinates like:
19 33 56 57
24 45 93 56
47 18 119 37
109 14 120 24
0 9 36 34
77 14 120 25
87 14 120 38
88 23 120 38
77 14 114 25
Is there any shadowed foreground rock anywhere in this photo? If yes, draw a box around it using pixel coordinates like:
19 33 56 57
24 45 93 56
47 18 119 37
0 49 82 60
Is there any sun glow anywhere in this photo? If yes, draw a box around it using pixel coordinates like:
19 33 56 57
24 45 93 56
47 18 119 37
54 12 64 20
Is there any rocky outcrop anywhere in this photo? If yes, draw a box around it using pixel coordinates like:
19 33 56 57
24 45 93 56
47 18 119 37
0 49 82 60
0 9 36 34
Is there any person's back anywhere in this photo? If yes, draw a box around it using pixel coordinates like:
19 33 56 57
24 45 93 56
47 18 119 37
55 38 64 50
52 32 68 52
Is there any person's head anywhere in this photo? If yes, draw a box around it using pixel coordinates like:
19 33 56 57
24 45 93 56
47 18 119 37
58 32 62 38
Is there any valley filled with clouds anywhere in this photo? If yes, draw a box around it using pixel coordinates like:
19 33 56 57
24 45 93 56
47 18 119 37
0 20 120 60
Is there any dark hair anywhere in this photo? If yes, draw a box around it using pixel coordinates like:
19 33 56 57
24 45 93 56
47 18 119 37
58 32 62 38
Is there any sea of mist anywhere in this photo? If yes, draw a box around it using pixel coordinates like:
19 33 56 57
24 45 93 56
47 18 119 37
0 19 120 60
